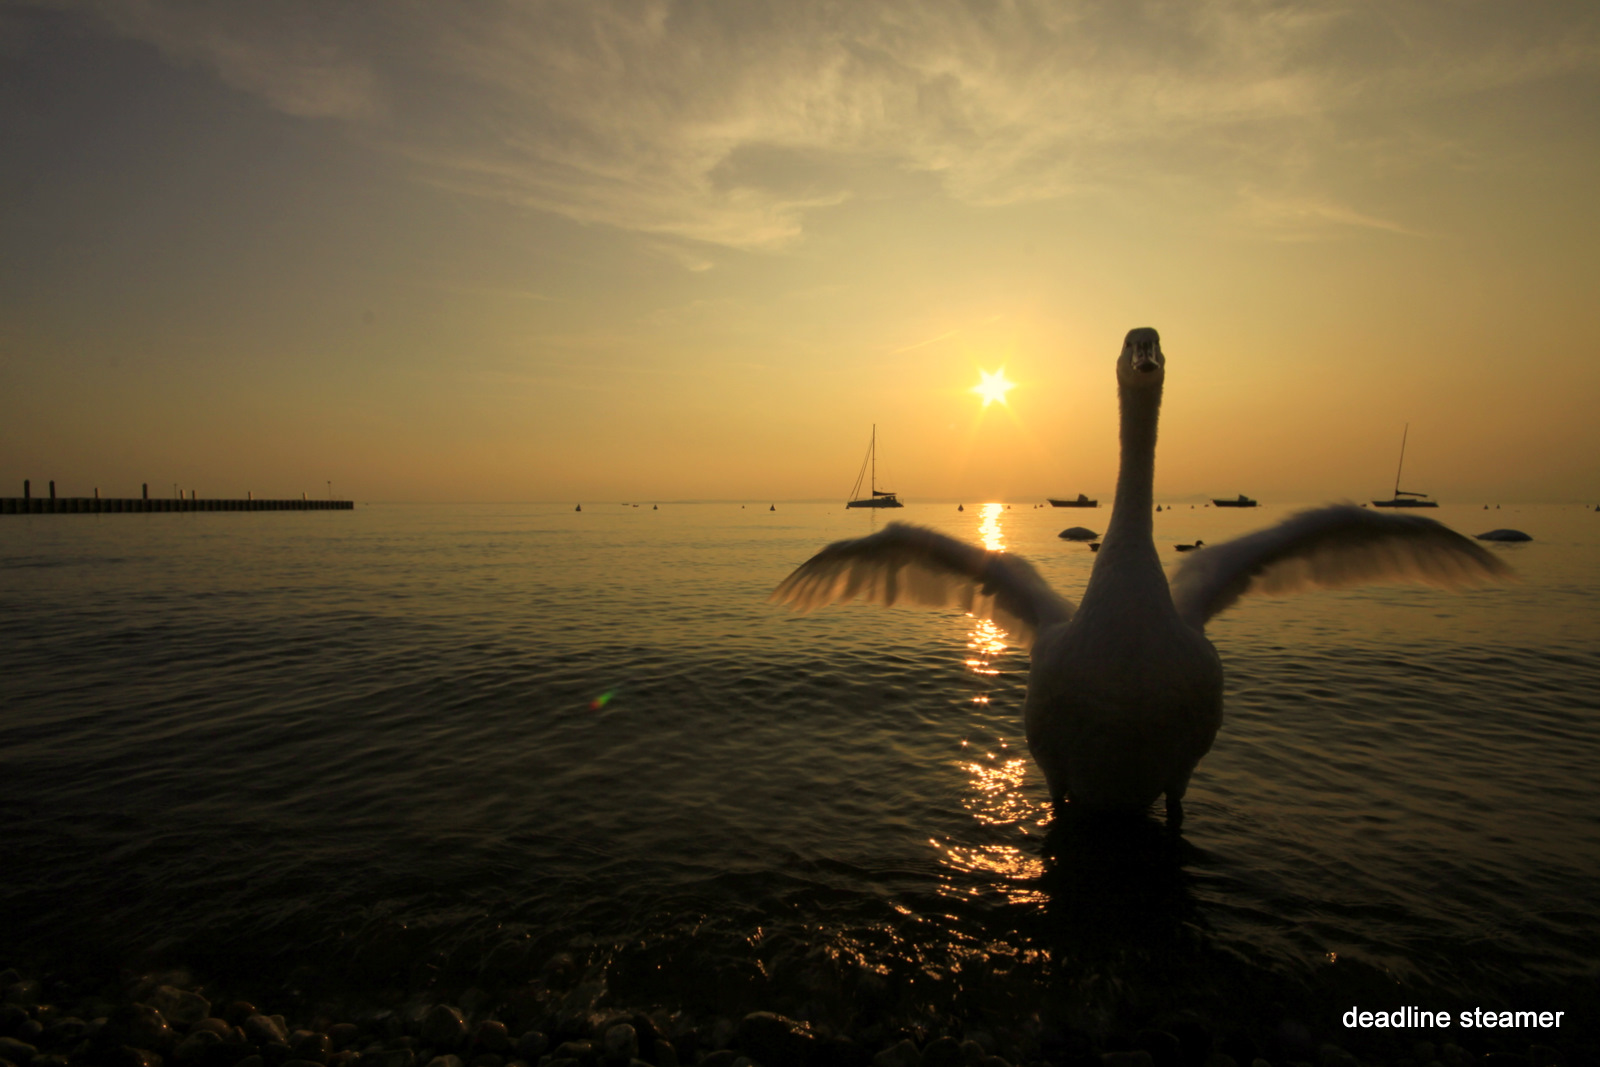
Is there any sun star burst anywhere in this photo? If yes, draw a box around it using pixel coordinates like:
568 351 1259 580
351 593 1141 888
972 368 1016 407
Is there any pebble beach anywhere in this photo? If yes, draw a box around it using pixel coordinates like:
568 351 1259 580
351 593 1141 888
0 962 1587 1067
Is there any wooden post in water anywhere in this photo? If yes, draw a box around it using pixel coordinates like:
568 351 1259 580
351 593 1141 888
50 480 56 499
142 483 149 500
23 480 29 500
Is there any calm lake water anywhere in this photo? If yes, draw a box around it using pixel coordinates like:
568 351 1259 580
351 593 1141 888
2 501 1597 1041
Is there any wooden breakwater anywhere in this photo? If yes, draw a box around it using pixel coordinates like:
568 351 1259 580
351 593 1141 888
2 497 353 514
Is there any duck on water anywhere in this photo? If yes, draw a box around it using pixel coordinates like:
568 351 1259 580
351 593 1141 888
772 328 1510 827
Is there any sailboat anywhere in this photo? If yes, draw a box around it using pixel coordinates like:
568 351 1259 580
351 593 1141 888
845 425 904 508
1372 423 1439 508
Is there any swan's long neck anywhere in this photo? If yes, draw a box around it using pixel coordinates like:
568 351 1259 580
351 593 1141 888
1107 381 1159 544
1081 378 1169 609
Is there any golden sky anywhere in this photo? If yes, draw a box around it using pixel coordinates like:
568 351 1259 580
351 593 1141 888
3 1 1597 502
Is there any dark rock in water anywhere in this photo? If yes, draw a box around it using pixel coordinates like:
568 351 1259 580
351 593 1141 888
1215 1033 1257 1065
1134 1030 1180 1067
175 1030 224 1064
1 1003 28 1034
288 1031 330 1065
467 1055 502 1067
326 1026 361 1053
243 1017 288 1048
699 1053 748 1067
1475 528 1531 541
422 1056 464 1067
922 1035 965 1067
1481 1055 1531 1067
470 1023 510 1056
45 1016 90 1046
1318 1043 1358 1067
0 1036 39 1064
1528 1045 1564 1067
105 1046 166 1067
1059 526 1099 540
419 1008 467 1050
1101 1052 1155 1067
1159 1018 1211 1067
284 1059 331 1067
3 978 43 1008
813 1036 872 1067
550 1040 595 1066
873 1038 920 1067
963 1032 997 1056
650 1034 682 1067
708 1019 736 1052
602 1024 638 1064
513 1032 548 1062
626 1022 668 1067
149 988 212 1029
224 1005 259 1029
99 1004 176 1053
372 1049 415 1067
1270 1020 1313 1064
202 1040 253 1067
735 1013 814 1067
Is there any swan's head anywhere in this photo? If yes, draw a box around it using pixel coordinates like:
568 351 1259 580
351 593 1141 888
1117 327 1164 389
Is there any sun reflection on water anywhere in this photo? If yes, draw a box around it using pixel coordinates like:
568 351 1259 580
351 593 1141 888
934 841 1047 905
939 502 1052 902
977 501 1006 552
965 503 1012 690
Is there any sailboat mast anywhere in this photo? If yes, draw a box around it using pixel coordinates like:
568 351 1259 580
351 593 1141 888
1393 422 1410 497
871 424 876 491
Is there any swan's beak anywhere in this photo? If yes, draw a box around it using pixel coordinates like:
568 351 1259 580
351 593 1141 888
1121 328 1164 378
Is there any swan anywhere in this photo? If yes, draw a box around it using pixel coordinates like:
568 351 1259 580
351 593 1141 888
771 328 1511 826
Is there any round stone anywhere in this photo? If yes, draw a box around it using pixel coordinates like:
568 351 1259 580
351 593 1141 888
419 1008 467 1050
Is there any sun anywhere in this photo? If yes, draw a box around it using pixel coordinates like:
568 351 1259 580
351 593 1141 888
971 368 1016 407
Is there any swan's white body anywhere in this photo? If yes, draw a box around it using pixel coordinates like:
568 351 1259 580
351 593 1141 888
771 328 1510 823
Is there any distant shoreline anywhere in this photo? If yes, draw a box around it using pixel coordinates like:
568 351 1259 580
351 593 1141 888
1 498 353 514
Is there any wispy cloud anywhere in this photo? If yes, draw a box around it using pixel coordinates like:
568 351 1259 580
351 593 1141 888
891 329 959 355
71 0 384 120
52 0 1600 248
1236 188 1430 240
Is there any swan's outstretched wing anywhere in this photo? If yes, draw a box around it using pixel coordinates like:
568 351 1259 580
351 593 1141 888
1170 505 1513 630
770 522 1073 649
